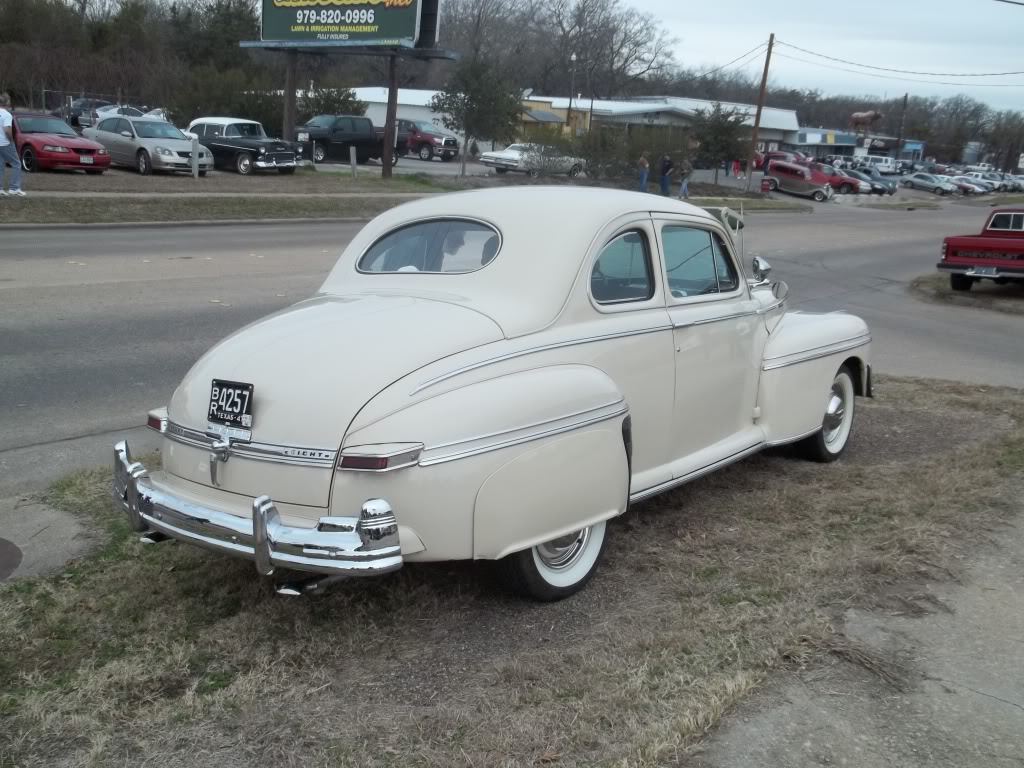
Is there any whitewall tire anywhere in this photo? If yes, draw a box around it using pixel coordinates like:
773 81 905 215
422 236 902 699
496 521 608 601
798 365 856 462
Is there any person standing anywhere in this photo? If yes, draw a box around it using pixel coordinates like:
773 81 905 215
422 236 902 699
0 93 24 197
638 151 650 192
659 153 674 196
678 156 694 199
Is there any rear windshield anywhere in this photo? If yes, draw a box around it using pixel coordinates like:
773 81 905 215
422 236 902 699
358 220 500 274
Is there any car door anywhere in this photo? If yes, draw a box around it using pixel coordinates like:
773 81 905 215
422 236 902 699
106 118 131 164
329 117 353 159
656 218 768 478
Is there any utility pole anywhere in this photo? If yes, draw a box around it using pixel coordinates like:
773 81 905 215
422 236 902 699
382 54 398 180
745 34 774 193
895 92 908 163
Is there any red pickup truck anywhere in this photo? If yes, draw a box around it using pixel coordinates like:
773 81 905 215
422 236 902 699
939 208 1024 290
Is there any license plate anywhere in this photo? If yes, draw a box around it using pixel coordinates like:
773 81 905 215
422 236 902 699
80 156 94 164
969 266 998 277
208 380 254 429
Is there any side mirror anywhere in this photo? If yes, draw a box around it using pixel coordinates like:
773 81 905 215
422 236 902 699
751 256 772 283
771 280 789 302
120 130 132 138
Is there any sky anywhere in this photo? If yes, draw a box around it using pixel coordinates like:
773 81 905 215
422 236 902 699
640 0 1024 110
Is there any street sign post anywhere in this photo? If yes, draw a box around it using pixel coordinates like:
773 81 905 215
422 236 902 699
262 0 432 47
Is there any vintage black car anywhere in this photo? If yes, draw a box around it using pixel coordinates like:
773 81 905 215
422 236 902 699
186 117 302 175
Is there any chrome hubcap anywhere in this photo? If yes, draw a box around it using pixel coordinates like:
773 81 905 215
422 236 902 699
536 528 590 571
823 386 846 444
314 146 325 162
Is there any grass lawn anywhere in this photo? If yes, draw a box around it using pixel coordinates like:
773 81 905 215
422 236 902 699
2 378 1023 767
910 272 1024 316
19 165 453 195
0 195 421 224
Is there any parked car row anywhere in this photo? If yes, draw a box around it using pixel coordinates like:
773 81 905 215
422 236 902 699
11 109 303 176
902 170 1024 196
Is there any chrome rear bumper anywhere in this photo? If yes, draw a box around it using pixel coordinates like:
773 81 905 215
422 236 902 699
112 440 402 579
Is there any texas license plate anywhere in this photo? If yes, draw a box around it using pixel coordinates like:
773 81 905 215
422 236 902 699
208 380 254 429
969 266 998 277
80 156 94 164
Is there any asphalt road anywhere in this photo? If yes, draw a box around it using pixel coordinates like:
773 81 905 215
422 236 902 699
1 204 1021 495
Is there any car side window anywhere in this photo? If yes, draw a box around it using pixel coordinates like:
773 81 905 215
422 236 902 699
115 118 132 135
989 214 1012 230
207 124 223 138
97 118 115 133
591 231 654 305
191 124 206 138
662 227 737 299
334 118 353 133
1014 214 1024 231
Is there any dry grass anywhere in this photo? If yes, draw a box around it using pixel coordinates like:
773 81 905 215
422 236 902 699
1 378 1022 768
0 195 418 224
19 166 451 194
910 272 1024 316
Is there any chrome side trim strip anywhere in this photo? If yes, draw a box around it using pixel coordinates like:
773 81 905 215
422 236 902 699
692 310 760 326
762 336 871 372
419 404 629 466
629 442 764 504
165 422 337 468
425 399 626 452
411 325 673 395
765 426 821 448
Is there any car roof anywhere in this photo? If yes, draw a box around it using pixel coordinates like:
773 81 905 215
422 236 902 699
320 187 721 338
991 207 1024 214
189 117 261 127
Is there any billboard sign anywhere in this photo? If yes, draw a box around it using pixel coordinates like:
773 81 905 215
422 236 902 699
262 0 427 46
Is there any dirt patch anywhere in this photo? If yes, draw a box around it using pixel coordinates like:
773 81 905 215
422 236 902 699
909 273 1024 316
1 378 1022 767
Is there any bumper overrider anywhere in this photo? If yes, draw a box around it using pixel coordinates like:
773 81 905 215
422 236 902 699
113 441 403 592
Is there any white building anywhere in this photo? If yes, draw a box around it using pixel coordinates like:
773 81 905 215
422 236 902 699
352 87 801 151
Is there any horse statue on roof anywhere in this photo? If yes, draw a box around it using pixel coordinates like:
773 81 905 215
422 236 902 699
849 110 884 135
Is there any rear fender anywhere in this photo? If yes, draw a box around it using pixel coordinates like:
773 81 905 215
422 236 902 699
340 364 630 561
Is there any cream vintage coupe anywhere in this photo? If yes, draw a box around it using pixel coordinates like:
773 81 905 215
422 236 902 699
114 188 872 600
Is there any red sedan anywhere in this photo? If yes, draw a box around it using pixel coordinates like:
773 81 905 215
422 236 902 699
13 113 111 174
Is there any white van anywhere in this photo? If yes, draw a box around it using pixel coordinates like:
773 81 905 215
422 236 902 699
866 155 897 174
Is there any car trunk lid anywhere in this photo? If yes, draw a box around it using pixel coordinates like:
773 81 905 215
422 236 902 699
165 294 503 508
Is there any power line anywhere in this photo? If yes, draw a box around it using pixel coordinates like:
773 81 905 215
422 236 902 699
994 0 1024 6
773 51 1024 87
693 42 767 79
776 40 1024 77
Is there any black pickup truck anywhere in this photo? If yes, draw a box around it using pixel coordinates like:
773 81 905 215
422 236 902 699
298 115 409 165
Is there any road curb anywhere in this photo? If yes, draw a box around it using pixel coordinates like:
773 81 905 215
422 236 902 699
0 216 375 231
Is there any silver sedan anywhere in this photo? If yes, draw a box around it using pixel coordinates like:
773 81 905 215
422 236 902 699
84 117 214 175
901 172 958 196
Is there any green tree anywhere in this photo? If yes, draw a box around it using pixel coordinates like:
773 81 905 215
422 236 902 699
430 58 522 176
691 103 749 184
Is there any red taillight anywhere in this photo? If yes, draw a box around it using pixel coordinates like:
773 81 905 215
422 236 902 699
146 411 167 432
339 456 390 471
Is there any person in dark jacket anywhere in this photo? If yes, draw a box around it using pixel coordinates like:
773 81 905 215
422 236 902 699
659 154 674 196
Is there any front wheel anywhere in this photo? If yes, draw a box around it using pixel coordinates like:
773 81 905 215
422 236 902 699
797 365 856 462
934 187 945 196
235 152 254 175
136 150 152 176
766 178 778 191
418 144 433 161
812 190 826 202
495 522 608 601
20 147 37 172
904 181 913 189
568 164 582 177
313 142 326 163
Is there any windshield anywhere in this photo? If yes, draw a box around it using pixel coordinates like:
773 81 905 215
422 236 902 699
358 220 500 274
225 122 266 138
132 121 186 140
506 144 526 152
305 115 334 128
17 116 76 135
